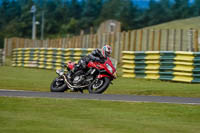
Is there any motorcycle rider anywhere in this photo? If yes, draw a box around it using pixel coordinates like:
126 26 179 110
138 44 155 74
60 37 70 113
68 45 112 79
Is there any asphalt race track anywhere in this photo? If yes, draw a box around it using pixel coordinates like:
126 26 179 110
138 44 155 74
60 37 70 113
0 89 200 105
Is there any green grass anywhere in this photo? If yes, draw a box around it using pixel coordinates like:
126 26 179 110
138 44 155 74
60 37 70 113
107 77 200 97
1 66 200 97
145 16 200 29
0 66 56 91
0 97 200 133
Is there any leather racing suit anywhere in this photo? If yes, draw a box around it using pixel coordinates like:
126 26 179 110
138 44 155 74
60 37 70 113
71 49 106 74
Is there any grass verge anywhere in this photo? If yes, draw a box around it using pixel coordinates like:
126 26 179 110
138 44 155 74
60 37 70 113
1 66 200 97
0 97 200 133
0 66 56 91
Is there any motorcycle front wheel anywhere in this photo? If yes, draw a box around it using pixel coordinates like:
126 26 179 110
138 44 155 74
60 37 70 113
88 77 110 94
50 76 68 92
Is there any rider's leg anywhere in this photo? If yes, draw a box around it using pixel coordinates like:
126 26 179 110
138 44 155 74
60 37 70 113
68 60 83 79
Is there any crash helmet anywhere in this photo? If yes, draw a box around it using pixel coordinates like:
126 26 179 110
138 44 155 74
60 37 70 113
101 45 112 58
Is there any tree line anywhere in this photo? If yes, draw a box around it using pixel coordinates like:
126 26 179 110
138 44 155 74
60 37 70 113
0 0 200 48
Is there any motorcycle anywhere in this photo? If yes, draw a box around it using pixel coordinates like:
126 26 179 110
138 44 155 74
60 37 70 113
50 57 117 94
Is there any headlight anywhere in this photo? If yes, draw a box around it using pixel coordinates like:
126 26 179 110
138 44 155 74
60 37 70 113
106 64 113 73
56 69 64 76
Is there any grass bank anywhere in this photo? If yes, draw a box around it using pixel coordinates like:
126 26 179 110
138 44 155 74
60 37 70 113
0 97 200 133
1 66 200 97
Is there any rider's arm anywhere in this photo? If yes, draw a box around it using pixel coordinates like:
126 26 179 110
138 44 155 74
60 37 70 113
88 50 101 62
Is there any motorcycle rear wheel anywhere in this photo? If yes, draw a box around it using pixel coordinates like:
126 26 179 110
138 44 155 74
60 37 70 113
50 77 68 92
88 77 110 94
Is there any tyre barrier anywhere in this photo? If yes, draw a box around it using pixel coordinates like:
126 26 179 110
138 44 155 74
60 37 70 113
0 49 3 66
122 51 200 83
12 48 94 70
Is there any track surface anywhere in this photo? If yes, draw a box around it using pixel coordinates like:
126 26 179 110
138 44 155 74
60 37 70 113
0 89 200 105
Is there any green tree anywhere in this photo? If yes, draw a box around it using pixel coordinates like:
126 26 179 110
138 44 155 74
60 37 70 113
136 0 160 27
98 0 123 21
64 18 79 34
79 0 103 32
135 0 174 28
171 0 191 19
119 0 139 30
0 0 198 49
69 0 82 19
192 0 200 16
45 0 61 35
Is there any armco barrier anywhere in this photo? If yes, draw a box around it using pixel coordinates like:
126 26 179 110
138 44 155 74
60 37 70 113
122 51 200 83
0 49 3 66
12 48 94 70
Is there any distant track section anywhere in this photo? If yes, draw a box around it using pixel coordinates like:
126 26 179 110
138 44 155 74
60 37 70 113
0 89 200 105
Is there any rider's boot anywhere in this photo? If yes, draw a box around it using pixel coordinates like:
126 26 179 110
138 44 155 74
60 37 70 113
67 71 72 79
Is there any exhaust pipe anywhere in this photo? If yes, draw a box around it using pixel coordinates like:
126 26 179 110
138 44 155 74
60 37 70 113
62 75 89 90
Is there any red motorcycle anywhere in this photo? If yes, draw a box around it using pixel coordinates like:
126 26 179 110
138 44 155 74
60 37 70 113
50 57 117 94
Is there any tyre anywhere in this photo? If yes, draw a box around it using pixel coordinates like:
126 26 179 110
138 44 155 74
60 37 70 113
88 77 110 94
50 77 68 92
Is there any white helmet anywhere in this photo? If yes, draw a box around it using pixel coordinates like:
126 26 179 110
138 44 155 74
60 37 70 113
101 45 112 58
